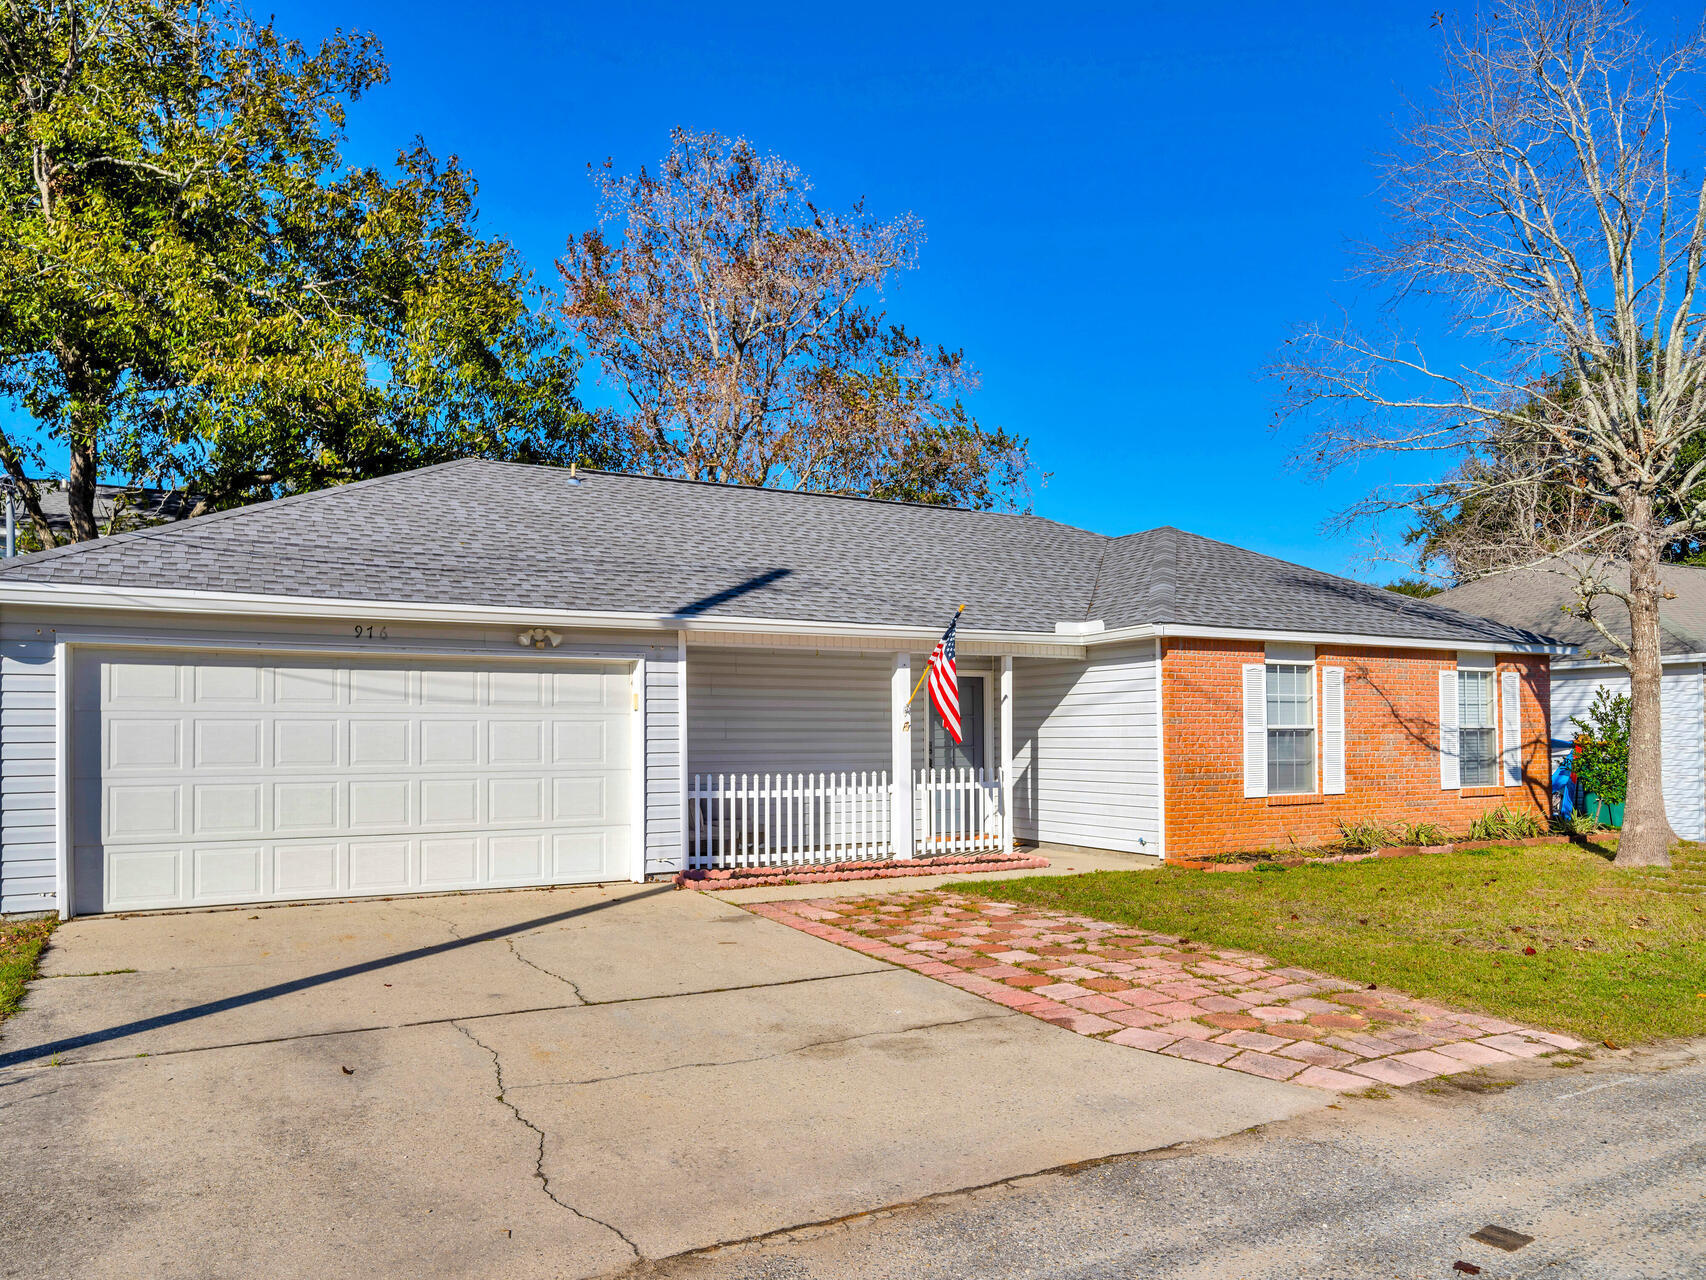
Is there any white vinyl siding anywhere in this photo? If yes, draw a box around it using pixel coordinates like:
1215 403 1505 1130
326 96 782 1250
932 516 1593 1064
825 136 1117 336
687 649 892 777
0 639 57 914
1012 640 1159 855
1552 664 1706 842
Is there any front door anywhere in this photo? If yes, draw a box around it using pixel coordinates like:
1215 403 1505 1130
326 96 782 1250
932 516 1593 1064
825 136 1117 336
929 674 986 773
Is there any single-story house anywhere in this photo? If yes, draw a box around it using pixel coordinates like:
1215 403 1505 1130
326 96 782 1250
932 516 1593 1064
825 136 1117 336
0 461 1566 918
1437 562 1706 839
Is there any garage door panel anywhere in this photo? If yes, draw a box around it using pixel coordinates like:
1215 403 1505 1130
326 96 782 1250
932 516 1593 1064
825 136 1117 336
193 783 263 836
490 720 545 764
350 839 411 889
350 719 411 765
194 845 263 899
195 719 263 768
491 834 545 881
109 718 182 771
107 848 181 907
421 837 478 886
276 843 338 894
420 777 479 824
76 652 636 911
275 782 338 831
277 667 339 705
194 664 263 704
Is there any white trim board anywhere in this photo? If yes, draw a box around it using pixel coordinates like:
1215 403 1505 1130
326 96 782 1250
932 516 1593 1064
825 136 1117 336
0 582 1572 655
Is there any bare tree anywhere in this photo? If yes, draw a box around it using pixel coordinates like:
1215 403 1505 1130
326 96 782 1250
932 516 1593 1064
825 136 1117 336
558 129 1030 508
1276 0 1706 868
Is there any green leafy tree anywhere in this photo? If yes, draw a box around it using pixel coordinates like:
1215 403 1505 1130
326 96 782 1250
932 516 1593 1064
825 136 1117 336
1383 578 1442 598
1574 687 1631 808
0 1 611 544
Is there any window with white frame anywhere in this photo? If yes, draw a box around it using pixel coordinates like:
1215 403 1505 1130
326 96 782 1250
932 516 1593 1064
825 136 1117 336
1266 663 1315 794
1458 668 1497 786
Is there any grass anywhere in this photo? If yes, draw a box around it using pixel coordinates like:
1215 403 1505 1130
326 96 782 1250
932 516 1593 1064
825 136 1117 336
0 916 56 1026
952 840 1706 1045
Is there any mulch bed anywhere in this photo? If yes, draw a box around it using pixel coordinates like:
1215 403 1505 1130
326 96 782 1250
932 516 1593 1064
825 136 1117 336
1170 835 1571 873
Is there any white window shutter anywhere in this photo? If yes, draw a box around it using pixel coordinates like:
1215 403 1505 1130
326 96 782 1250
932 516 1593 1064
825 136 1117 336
1438 668 1460 790
1501 669 1522 787
1322 666 1346 794
1242 663 1268 798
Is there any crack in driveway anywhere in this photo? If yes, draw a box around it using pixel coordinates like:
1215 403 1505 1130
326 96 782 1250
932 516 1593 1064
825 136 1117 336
505 935 588 1002
504 1010 1019 1092
453 1020 642 1259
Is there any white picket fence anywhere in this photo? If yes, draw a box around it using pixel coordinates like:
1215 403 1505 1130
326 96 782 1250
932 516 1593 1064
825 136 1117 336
687 771 895 869
914 768 1004 856
686 768 1005 869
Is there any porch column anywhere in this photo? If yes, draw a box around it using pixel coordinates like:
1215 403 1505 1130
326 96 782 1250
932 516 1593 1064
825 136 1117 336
892 652 914 858
1000 656 1015 851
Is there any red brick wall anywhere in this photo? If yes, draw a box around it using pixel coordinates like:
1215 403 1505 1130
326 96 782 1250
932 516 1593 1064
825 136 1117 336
1161 638 1550 859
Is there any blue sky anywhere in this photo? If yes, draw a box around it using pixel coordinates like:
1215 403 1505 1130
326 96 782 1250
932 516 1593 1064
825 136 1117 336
248 0 1459 577
55 2 1700 575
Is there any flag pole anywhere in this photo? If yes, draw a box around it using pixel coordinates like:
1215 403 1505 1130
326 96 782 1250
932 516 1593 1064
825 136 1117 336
908 604 965 704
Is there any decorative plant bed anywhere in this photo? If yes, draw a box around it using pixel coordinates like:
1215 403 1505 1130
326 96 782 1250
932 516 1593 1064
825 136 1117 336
1169 834 1572 872
674 850 1049 890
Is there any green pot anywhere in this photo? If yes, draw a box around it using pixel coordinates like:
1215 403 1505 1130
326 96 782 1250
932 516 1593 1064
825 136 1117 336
1584 793 1625 828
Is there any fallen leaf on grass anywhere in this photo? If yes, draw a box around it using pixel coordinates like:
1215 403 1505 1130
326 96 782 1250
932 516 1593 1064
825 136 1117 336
1524 946 1537 955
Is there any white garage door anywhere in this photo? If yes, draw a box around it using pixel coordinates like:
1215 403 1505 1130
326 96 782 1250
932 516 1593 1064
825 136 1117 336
72 650 636 913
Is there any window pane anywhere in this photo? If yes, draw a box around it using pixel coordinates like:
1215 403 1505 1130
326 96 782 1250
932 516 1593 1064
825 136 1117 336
1266 663 1314 728
1461 726 1498 786
1458 670 1493 729
1267 727 1315 794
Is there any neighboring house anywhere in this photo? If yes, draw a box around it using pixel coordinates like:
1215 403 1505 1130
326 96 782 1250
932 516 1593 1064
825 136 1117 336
2 481 193 552
0 461 1566 917
1437 563 1706 840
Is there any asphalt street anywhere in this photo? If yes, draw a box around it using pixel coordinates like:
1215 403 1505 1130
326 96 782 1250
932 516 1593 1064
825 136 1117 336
638 1040 1706 1280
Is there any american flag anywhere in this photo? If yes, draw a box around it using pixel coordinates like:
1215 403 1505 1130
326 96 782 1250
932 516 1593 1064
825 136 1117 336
927 613 962 744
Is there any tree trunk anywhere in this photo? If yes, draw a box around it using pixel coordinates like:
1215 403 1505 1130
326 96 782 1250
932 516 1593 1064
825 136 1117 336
1617 509 1675 868
58 344 109 543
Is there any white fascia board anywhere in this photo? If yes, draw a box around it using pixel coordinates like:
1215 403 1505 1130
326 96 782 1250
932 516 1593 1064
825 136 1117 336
1554 650 1705 670
1082 621 1574 656
0 580 1577 656
0 581 1067 649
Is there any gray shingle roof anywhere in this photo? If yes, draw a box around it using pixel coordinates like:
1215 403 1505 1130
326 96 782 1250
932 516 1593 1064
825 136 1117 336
1436 561 1706 658
0 459 1562 646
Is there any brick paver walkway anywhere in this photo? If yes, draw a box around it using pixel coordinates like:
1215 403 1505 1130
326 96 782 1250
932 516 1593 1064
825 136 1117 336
746 891 1582 1092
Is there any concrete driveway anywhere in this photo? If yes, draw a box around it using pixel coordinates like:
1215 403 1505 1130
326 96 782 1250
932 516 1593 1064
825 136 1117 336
0 884 1323 1280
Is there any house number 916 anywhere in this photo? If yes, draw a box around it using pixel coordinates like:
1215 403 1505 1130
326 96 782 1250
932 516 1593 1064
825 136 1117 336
354 624 390 639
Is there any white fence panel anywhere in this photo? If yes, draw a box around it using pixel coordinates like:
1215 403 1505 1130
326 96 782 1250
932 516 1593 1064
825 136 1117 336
914 768 1003 856
687 771 894 869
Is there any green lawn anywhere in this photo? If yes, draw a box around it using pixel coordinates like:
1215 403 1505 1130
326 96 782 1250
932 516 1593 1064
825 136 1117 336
954 841 1706 1045
0 917 56 1026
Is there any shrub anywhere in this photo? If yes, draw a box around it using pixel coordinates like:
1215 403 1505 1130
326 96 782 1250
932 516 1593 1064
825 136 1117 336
1399 820 1449 846
1337 818 1399 851
1466 804 1546 841
1554 811 1601 837
1574 687 1631 806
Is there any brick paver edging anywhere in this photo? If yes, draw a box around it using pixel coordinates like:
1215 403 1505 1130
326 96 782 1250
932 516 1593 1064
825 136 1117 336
674 853 1049 890
748 891 1582 1093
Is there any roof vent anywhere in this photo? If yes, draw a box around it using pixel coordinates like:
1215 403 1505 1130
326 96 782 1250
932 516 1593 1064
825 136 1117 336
565 462 581 487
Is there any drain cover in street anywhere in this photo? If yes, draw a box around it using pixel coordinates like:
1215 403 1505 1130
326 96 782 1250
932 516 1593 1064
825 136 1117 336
1470 1224 1535 1251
